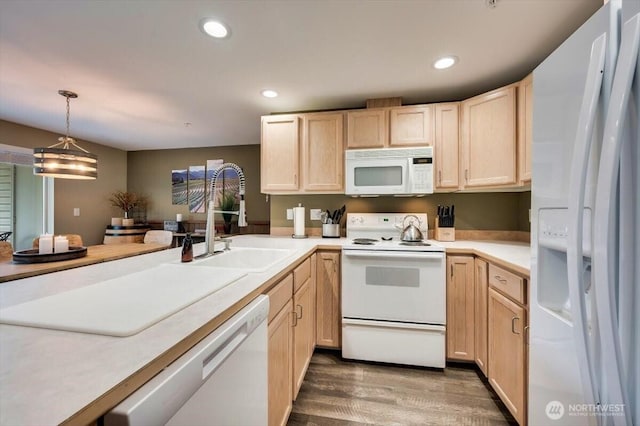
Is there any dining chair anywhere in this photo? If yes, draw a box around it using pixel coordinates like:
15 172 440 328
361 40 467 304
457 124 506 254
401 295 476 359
143 230 173 247
0 241 14 259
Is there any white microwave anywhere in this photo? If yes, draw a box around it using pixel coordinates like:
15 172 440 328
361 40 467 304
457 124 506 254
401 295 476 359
345 147 434 196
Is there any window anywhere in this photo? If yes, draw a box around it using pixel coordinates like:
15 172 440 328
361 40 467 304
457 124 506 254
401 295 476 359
0 144 54 250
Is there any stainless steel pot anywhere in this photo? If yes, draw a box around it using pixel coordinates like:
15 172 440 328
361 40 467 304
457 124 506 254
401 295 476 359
400 214 423 242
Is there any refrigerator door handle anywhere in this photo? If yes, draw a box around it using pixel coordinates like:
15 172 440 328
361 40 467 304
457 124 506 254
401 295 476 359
566 31 607 410
593 13 640 426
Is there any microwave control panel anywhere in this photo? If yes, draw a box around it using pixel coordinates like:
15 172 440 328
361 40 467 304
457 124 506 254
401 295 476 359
411 157 433 193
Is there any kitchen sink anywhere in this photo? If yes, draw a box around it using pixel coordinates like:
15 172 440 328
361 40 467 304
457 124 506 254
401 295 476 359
189 247 295 272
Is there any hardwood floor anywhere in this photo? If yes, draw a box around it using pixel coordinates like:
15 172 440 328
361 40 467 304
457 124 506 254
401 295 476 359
288 351 517 426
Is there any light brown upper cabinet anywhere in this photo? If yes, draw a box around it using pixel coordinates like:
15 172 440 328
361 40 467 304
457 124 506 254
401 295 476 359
460 85 517 188
302 112 344 192
346 109 388 148
518 74 533 183
389 105 435 146
434 103 460 191
261 113 344 194
261 115 300 193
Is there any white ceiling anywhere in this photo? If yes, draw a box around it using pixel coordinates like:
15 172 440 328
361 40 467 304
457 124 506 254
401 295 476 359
0 0 602 151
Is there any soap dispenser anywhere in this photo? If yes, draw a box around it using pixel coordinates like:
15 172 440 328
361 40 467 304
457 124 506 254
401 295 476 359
181 233 193 262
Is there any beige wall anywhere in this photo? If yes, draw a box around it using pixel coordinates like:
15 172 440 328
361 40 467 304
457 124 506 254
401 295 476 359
271 191 531 232
126 145 269 224
0 120 128 246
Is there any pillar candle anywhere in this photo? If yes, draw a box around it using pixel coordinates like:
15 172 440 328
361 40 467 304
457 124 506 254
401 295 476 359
176 213 183 222
54 236 69 253
39 234 53 254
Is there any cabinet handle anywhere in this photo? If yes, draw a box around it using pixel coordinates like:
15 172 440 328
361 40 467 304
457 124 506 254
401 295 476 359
494 275 507 283
524 325 530 345
294 173 298 185
296 304 303 319
511 316 520 334
292 310 298 327
438 170 442 185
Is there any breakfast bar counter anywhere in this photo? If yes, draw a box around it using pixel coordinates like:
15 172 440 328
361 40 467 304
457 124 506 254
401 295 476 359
0 243 170 283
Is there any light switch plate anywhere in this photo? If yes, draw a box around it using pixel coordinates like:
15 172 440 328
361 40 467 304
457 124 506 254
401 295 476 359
286 209 293 220
73 208 80 217
310 209 322 220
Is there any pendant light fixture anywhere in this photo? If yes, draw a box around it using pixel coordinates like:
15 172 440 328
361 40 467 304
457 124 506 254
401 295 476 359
33 90 97 180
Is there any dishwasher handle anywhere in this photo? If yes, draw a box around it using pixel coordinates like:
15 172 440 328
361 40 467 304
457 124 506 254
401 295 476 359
202 325 248 380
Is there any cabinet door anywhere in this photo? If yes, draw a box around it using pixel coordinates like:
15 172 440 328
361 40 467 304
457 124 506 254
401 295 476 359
461 86 517 188
261 115 300 193
474 258 488 376
518 74 533 183
302 113 344 192
268 299 293 426
292 279 313 399
435 103 460 190
389 105 435 146
488 288 526 425
346 109 387 148
446 255 475 361
316 251 341 348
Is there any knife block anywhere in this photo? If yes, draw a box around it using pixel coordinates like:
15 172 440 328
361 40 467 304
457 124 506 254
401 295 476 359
435 221 455 242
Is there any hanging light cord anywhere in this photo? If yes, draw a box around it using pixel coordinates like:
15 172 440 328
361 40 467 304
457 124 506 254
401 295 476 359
48 92 90 153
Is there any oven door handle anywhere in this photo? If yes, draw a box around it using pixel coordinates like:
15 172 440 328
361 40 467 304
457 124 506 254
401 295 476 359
343 251 444 260
342 318 445 332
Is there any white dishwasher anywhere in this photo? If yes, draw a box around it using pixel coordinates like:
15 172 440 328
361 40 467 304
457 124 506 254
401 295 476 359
105 295 269 426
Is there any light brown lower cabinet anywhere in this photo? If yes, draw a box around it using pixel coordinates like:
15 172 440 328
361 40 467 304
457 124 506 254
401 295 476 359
267 296 293 426
316 251 341 348
292 257 315 400
267 255 317 426
446 255 475 361
488 287 527 425
474 258 488 376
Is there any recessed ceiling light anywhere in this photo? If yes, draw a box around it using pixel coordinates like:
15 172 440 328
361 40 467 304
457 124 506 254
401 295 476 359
261 89 278 98
433 56 458 70
201 19 229 39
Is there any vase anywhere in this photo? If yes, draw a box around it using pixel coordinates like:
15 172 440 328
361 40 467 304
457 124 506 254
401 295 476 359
222 213 233 234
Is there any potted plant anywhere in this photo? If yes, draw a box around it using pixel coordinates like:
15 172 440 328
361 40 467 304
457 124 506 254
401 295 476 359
109 190 142 225
218 192 237 234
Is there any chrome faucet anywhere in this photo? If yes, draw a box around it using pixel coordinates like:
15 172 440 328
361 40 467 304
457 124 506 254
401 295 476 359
199 162 247 258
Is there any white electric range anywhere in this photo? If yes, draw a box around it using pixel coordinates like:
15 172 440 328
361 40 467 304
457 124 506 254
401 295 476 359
341 213 446 368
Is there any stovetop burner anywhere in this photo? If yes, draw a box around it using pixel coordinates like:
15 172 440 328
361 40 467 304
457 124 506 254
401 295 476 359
351 238 378 245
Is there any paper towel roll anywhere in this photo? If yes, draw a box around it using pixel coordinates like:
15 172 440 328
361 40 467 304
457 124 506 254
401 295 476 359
293 205 305 237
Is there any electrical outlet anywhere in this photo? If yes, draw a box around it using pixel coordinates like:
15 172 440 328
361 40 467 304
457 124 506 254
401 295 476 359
73 208 80 217
286 209 293 220
310 209 322 220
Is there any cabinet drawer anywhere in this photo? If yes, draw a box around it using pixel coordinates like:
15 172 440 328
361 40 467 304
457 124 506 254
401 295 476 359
293 258 311 293
489 263 525 304
266 274 293 323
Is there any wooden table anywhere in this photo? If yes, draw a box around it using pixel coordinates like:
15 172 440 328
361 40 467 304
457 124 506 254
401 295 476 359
0 243 169 283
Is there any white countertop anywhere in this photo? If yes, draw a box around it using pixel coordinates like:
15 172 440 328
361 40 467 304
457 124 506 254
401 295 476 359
437 240 531 275
0 235 529 425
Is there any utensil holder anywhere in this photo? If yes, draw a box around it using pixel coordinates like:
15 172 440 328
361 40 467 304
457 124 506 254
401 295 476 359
435 222 455 242
322 224 340 238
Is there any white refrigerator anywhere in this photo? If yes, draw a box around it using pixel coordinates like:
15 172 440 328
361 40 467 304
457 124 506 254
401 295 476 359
530 0 639 424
